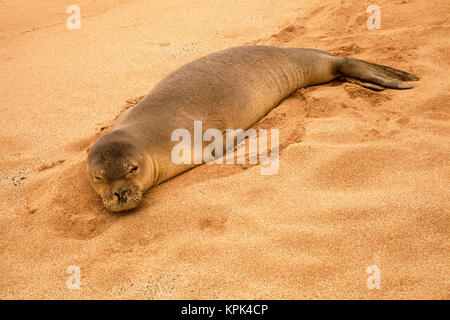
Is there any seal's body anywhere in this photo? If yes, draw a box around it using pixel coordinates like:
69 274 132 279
87 46 418 211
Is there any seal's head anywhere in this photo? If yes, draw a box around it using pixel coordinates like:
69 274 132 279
87 135 153 212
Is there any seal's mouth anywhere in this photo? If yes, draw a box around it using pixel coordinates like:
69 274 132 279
102 192 143 212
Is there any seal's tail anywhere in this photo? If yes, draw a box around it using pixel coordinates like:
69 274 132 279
338 57 419 91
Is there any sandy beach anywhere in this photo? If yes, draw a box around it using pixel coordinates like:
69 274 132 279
0 0 449 299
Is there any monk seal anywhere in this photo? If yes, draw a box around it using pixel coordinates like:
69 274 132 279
87 45 418 212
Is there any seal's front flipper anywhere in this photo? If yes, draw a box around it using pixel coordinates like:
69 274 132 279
338 57 419 90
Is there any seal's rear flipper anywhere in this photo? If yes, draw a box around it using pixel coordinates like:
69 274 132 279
337 76 386 91
338 57 419 90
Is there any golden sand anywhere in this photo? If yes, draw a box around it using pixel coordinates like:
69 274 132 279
0 0 448 299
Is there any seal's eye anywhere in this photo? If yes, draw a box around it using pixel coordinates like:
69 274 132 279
129 165 138 174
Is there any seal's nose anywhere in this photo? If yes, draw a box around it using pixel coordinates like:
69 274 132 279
114 189 129 203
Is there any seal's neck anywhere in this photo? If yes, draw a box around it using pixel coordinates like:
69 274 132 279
143 154 160 190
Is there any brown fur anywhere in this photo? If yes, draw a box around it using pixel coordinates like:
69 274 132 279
87 45 418 212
